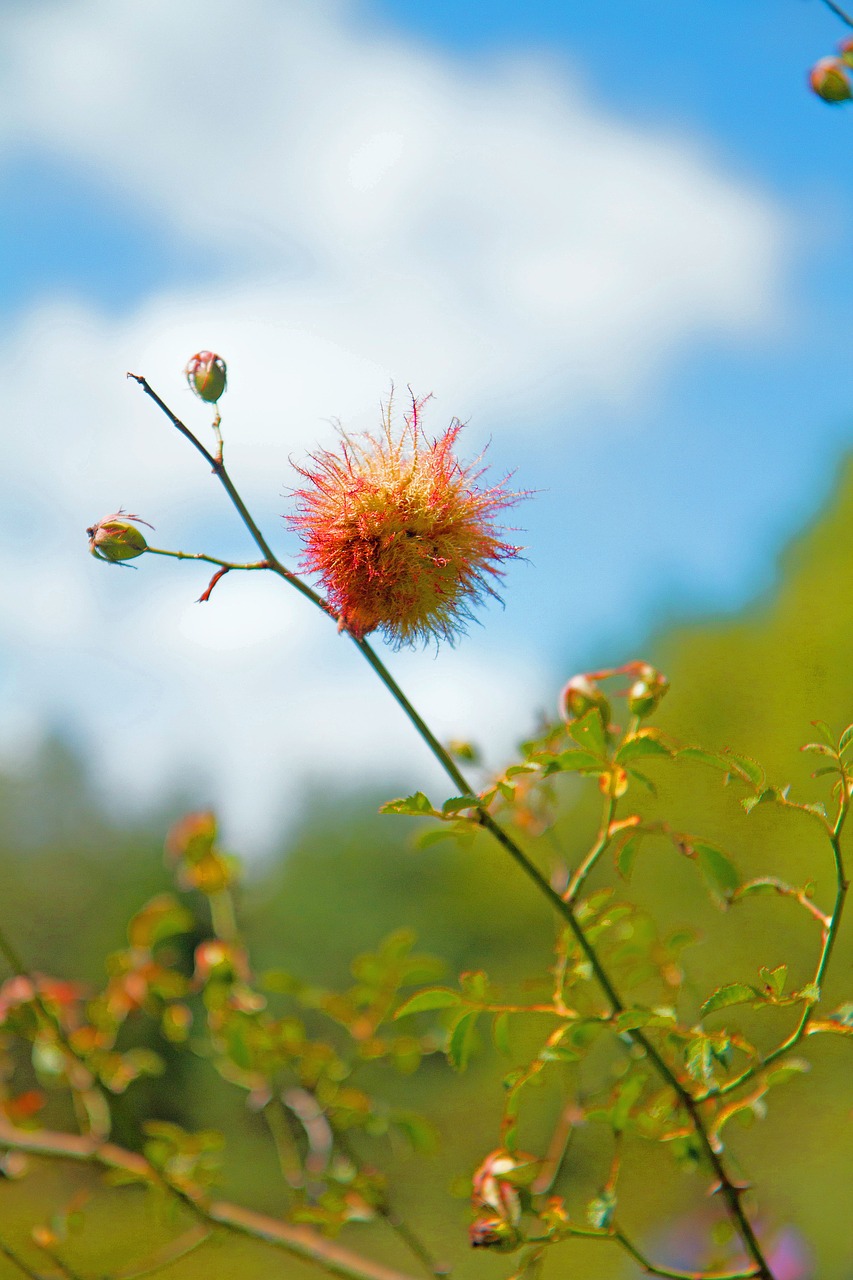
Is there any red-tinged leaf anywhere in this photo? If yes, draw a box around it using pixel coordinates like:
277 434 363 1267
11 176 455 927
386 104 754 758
758 965 787 999
701 983 761 1017
394 988 462 1019
840 724 853 755
810 720 836 748
801 742 837 757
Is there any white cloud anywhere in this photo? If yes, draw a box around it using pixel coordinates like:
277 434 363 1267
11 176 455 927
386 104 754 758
0 0 792 848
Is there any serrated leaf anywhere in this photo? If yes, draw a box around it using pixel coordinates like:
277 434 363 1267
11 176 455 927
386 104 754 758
701 983 761 1017
586 1190 616 1230
677 746 730 770
695 844 740 905
447 1010 480 1071
759 965 787 998
567 708 608 759
380 792 437 817
616 733 672 764
796 982 820 1004
723 752 765 790
684 1036 715 1086
742 787 785 815
441 795 478 816
492 1012 512 1057
394 988 462 1019
811 720 836 747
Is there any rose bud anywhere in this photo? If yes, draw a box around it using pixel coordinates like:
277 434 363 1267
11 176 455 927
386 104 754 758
559 674 611 726
627 663 669 719
809 57 852 103
185 351 227 403
87 512 152 564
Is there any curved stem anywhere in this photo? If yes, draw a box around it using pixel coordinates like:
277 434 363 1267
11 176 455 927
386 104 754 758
130 376 776 1280
146 548 270 572
563 794 616 905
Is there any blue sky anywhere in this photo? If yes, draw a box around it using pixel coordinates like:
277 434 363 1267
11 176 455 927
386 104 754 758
1 0 851 847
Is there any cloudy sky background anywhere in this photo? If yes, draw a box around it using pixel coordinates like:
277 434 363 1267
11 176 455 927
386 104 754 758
2 0 852 850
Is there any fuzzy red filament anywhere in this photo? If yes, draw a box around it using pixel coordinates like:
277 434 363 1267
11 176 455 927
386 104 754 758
288 396 524 647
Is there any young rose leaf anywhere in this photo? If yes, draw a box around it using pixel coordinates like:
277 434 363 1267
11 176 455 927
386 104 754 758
615 1008 673 1032
801 742 837 757
701 983 761 1017
567 708 608 759
795 982 820 1004
447 1010 480 1071
677 746 730 770
839 724 853 755
611 1071 647 1132
829 1002 853 1027
695 843 740 905
394 988 462 1018
810 719 836 747
616 733 672 764
538 1043 581 1064
684 1035 715 1086
380 792 438 817
441 795 479 816
723 752 765 790
764 1059 810 1088
545 748 606 774
626 767 657 796
759 965 787 999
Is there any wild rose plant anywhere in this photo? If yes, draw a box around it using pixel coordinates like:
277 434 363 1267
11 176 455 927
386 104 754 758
0 354 848 1280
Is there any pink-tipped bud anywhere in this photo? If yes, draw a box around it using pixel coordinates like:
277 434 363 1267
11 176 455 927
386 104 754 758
468 1217 521 1252
185 351 227 403
87 512 152 563
559 674 611 725
840 38 853 69
627 663 669 719
809 57 852 103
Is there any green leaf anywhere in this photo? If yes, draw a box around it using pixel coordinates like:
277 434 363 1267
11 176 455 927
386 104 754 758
613 834 641 880
839 724 853 755
567 708 608 759
801 742 837 757
547 748 606 774
380 792 437 817
390 1111 438 1154
441 795 479 816
758 965 787 998
811 720 836 748
447 1010 480 1071
626 767 657 796
765 1058 810 1088
415 828 457 850
492 1012 512 1057
616 733 672 764
677 746 730 770
694 843 740 905
538 1044 581 1064
684 1036 715 1086
796 982 820 1004
830 1002 853 1027
394 988 462 1019
701 983 761 1017
615 1008 671 1032
723 752 765 790
586 1190 616 1230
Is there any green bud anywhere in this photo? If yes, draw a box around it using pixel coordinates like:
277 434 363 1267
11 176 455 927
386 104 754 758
809 57 852 103
627 663 669 719
559 674 611 725
87 512 152 563
185 350 227 403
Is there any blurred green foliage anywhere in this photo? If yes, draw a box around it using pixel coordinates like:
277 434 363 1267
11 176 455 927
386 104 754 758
2 461 853 1276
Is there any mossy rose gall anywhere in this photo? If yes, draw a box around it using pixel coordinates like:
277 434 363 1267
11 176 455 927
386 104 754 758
287 395 524 647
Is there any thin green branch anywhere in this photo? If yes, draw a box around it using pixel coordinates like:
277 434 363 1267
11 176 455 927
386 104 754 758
563 794 617 904
146 547 269 572
697 781 849 1103
130 376 776 1280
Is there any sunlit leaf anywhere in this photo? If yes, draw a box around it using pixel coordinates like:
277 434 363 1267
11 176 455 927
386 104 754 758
394 988 462 1019
694 844 740 905
567 708 608 759
447 1010 480 1071
616 733 672 764
379 792 437 817
701 983 760 1017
